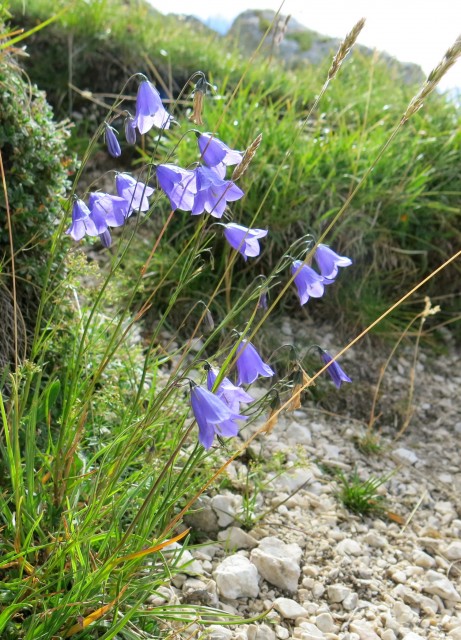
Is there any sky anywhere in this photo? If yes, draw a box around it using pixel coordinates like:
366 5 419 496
148 0 461 92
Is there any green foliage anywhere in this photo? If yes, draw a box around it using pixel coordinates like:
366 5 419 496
8 0 461 336
335 468 389 516
0 46 71 361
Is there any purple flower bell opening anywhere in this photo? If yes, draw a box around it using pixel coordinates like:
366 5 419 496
291 260 325 305
319 349 352 389
207 366 254 413
223 223 268 260
235 340 275 386
115 173 154 214
314 244 352 280
89 193 129 227
190 383 246 450
156 164 197 211
104 123 121 158
66 198 103 241
197 133 243 174
133 80 172 134
192 166 244 218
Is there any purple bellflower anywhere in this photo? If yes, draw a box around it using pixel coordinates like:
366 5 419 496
192 166 244 218
124 115 137 145
319 349 352 389
314 244 352 280
66 198 106 241
99 229 113 248
133 80 171 134
197 133 243 176
156 164 198 211
235 340 275 386
104 123 121 158
223 223 268 260
115 173 154 214
89 193 129 227
190 383 246 450
291 260 325 305
206 366 254 413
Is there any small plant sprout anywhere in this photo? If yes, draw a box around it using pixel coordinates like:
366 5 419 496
335 468 389 517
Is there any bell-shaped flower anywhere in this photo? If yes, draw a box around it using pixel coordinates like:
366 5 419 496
133 80 171 134
89 192 129 227
156 164 198 211
291 260 325 305
314 244 352 280
190 383 246 450
99 229 112 248
319 349 352 388
104 123 121 158
66 198 105 241
207 366 254 413
115 173 154 214
197 133 243 176
192 166 244 218
223 223 268 260
124 115 137 145
235 339 275 386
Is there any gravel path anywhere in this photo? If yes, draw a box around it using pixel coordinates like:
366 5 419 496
156 318 461 640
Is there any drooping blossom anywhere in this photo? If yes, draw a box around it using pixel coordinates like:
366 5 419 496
197 133 243 176
133 80 172 134
192 166 244 218
88 193 129 227
235 340 275 386
319 349 352 389
190 383 246 450
291 260 325 305
115 173 154 214
314 244 352 280
156 164 197 211
65 198 106 241
104 123 121 158
206 366 254 413
99 229 112 248
124 115 137 145
223 223 268 260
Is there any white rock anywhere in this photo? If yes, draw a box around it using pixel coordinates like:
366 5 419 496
315 612 336 633
211 494 243 528
273 597 308 619
275 625 290 639
184 495 219 534
381 631 397 640
446 541 461 561
401 633 425 640
218 526 259 550
285 423 312 445
412 550 435 568
363 531 387 548
247 623 276 640
343 592 359 610
392 447 419 465
163 542 203 575
206 625 234 640
349 620 380 640
250 537 302 593
423 570 461 602
448 628 461 640
327 584 352 603
273 467 313 493
393 601 415 624
336 538 362 556
213 555 259 599
295 622 325 639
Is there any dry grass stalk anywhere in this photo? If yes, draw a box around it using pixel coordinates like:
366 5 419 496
328 18 366 80
232 133 263 181
402 34 461 123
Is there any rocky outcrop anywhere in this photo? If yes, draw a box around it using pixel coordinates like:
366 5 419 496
228 10 424 85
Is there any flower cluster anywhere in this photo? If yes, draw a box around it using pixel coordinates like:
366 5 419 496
67 72 354 450
65 174 153 246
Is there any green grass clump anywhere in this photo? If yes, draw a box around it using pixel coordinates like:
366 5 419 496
335 468 388 516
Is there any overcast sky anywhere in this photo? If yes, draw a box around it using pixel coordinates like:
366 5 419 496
148 0 461 92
